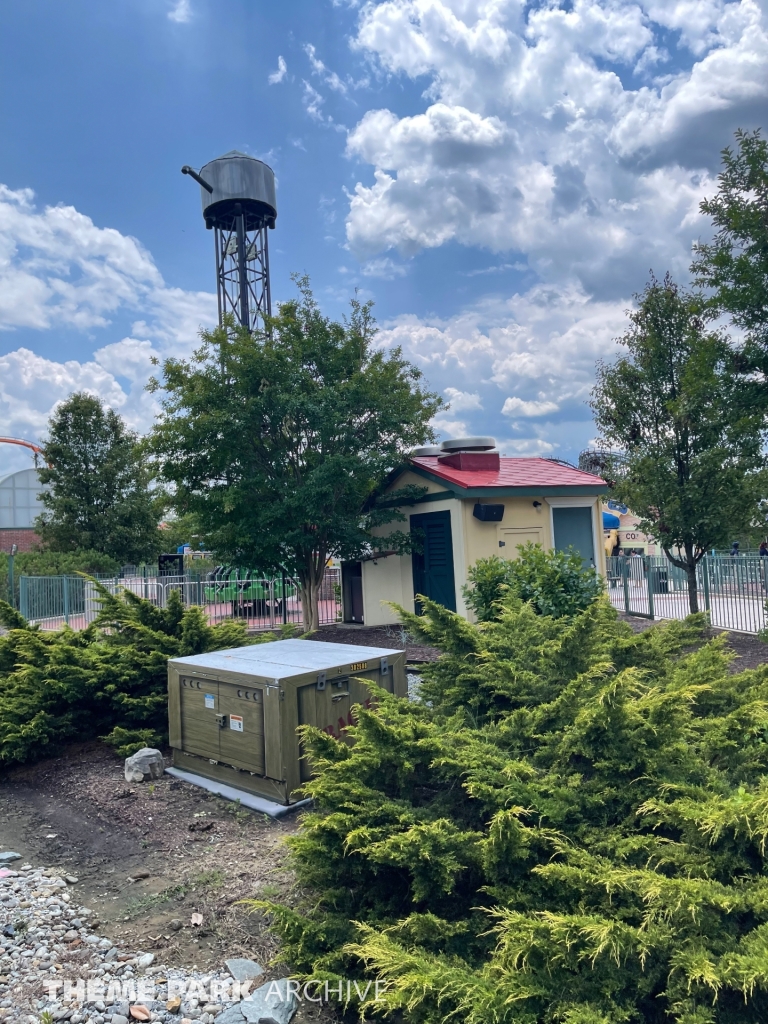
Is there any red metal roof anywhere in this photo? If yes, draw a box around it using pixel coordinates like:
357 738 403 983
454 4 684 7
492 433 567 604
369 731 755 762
410 455 606 490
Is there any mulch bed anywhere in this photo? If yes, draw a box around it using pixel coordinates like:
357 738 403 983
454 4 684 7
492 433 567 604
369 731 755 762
307 623 440 663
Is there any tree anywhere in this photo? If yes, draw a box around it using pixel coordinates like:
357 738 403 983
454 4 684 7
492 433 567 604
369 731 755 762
149 279 442 630
591 274 765 613
692 129 768 338
36 393 160 564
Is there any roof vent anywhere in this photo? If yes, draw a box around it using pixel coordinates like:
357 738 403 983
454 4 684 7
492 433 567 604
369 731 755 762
411 446 442 457
438 437 500 472
440 437 496 453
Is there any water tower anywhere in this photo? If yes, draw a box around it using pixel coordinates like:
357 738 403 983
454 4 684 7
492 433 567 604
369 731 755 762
182 151 277 333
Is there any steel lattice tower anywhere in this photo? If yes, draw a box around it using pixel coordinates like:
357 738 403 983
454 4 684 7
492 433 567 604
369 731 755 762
182 151 277 333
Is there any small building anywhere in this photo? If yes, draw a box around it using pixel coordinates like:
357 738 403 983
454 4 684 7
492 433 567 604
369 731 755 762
342 438 607 626
0 468 47 553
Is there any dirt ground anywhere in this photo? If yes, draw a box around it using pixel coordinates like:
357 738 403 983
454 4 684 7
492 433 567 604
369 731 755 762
0 742 301 973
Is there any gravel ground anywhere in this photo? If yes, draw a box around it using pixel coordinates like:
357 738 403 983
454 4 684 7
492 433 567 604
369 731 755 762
0 747 337 1024
0 860 259 1023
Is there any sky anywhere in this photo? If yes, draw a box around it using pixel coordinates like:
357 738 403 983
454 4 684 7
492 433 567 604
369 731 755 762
0 0 766 475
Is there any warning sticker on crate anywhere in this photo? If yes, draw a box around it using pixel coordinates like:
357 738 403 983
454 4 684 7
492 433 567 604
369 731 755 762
204 694 215 709
229 714 244 732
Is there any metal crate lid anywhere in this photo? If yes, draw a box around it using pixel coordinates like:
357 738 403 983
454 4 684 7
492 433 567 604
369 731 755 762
170 638 404 680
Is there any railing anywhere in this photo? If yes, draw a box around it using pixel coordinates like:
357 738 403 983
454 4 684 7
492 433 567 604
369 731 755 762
606 555 768 633
17 567 342 633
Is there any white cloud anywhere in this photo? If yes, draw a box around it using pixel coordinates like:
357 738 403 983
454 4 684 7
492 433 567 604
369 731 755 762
444 387 482 412
305 44 348 93
0 185 217 471
337 0 768 457
502 397 560 417
167 0 191 23
360 256 408 278
268 55 288 84
344 0 767 299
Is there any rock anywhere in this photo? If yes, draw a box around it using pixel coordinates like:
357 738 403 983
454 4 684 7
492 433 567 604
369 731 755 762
240 979 298 1024
0 853 20 864
124 748 164 784
169 919 183 932
212 1010 244 1024
224 959 264 984
104 947 118 961
128 869 151 882
129 1007 150 1021
111 1016 129 1024
190 913 203 927
137 952 155 969
64 875 79 884
165 997 182 1013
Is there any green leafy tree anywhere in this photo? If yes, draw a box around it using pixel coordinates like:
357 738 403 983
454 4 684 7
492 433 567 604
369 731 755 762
149 279 441 630
463 546 603 622
36 393 160 564
252 595 768 1024
591 274 765 612
692 129 768 338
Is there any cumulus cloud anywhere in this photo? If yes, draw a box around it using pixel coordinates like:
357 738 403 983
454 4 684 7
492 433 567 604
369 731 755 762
0 185 217 470
268 55 288 84
339 0 768 456
444 387 482 412
344 0 766 295
502 397 560 418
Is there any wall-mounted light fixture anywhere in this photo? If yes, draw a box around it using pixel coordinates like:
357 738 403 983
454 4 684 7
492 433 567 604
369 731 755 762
532 501 542 510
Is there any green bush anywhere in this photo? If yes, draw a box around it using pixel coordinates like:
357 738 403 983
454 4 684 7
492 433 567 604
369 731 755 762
254 595 768 1023
0 584 281 765
463 545 603 621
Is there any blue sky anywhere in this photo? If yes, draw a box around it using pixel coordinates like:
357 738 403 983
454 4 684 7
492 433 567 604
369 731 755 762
1 0 766 474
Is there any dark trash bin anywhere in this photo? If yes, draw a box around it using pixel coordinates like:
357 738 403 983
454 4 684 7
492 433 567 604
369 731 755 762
650 567 668 594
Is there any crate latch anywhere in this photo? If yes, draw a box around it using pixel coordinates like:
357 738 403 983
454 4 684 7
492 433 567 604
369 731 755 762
316 672 326 691
380 657 389 675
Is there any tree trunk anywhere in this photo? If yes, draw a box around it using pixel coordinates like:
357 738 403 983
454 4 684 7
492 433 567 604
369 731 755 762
299 576 321 633
298 554 326 633
685 563 699 614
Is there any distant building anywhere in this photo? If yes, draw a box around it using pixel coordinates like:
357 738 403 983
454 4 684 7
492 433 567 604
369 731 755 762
0 468 48 553
602 502 657 557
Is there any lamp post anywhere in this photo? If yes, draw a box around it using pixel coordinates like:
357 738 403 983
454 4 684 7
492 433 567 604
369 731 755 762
8 543 17 609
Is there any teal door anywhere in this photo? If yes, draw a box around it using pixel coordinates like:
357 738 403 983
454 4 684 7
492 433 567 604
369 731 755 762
411 510 457 612
553 507 595 567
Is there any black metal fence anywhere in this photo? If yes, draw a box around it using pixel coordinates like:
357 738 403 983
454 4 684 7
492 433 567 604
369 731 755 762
607 555 768 633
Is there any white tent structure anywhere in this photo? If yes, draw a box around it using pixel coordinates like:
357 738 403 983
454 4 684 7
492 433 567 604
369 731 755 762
0 467 47 529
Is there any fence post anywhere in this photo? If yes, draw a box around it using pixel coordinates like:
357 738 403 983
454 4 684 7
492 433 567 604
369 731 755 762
622 556 630 614
19 576 27 620
645 557 655 620
281 571 287 625
63 575 70 626
702 556 711 614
